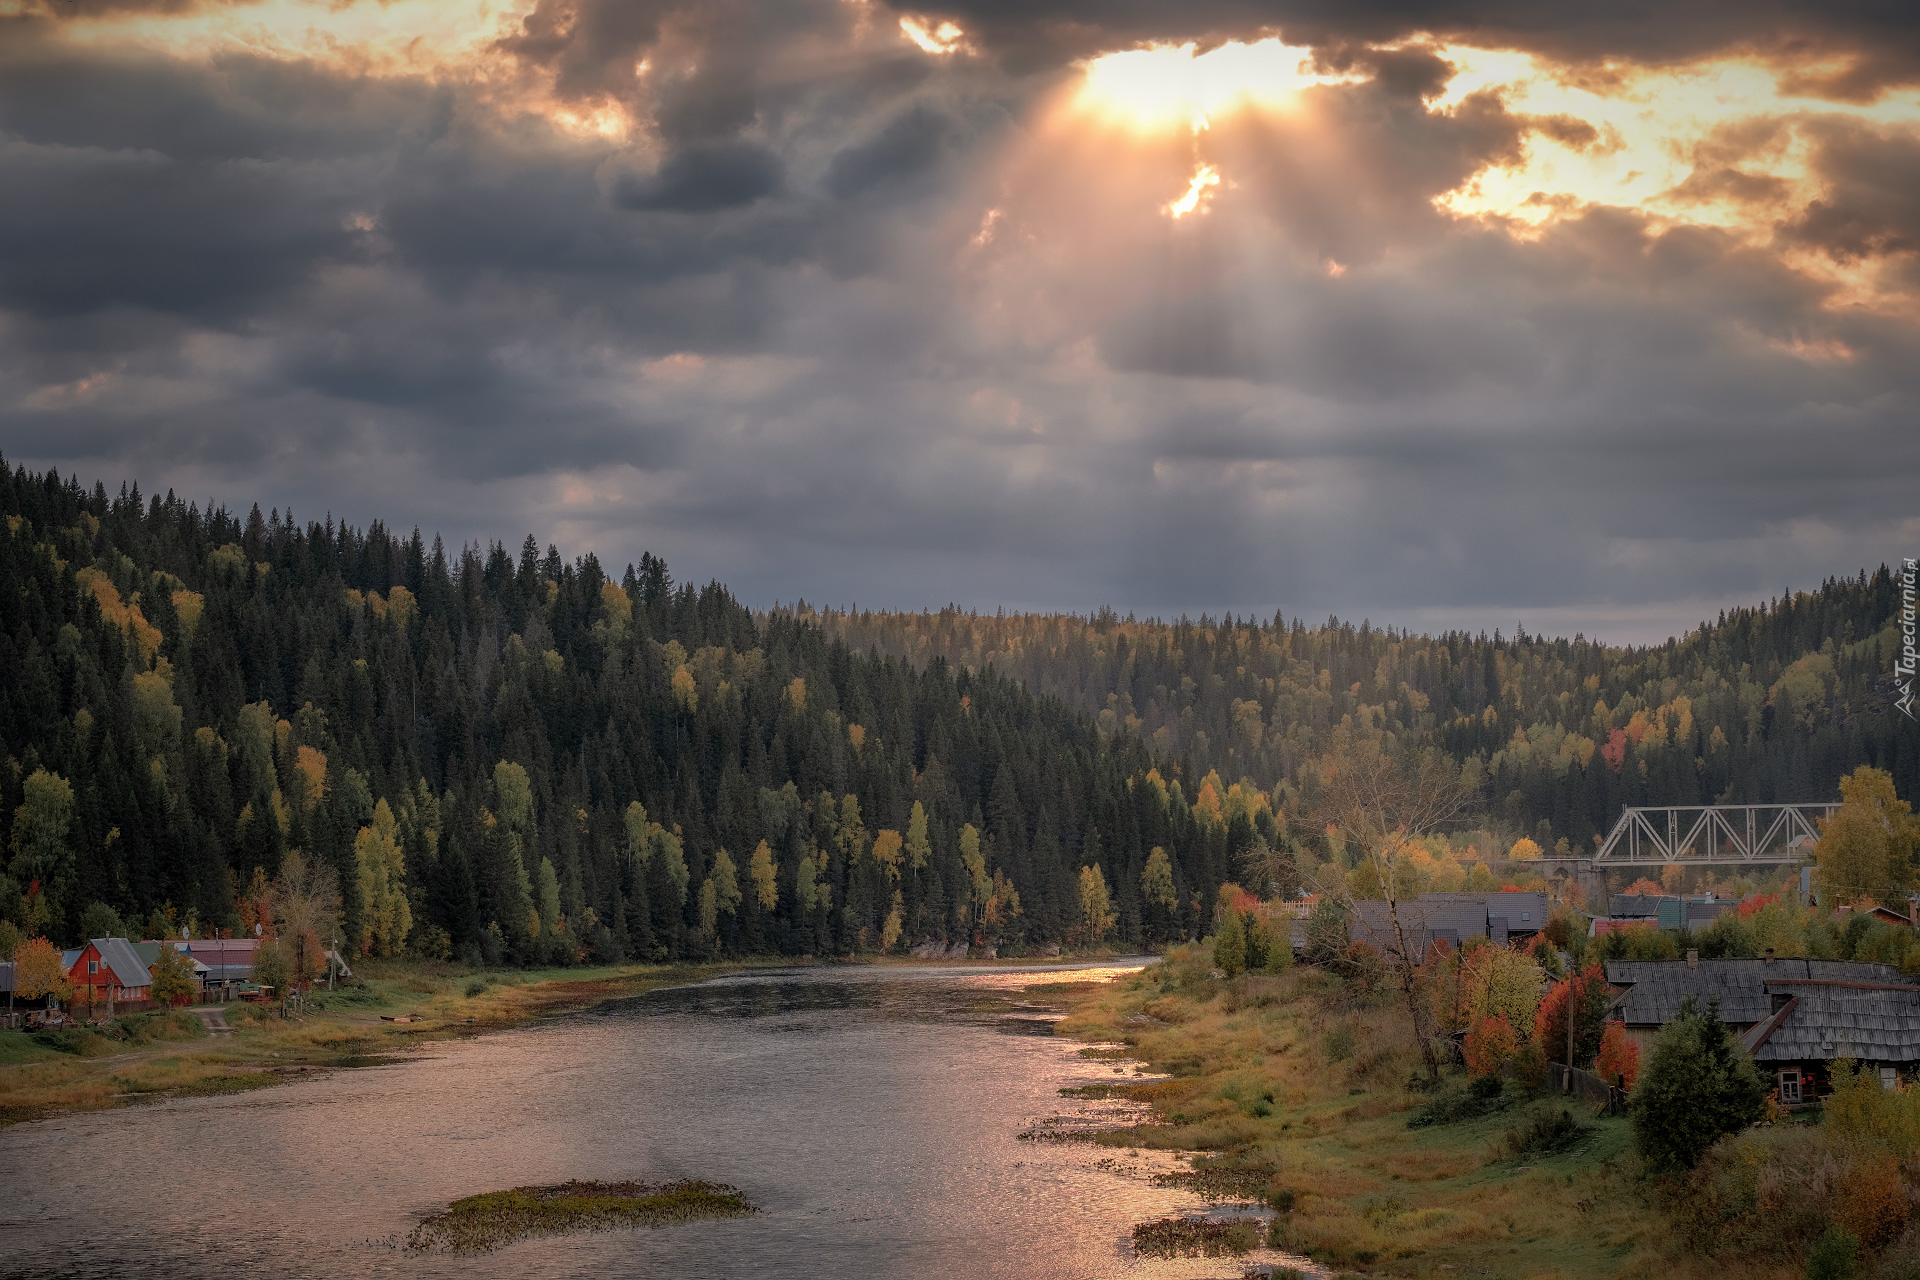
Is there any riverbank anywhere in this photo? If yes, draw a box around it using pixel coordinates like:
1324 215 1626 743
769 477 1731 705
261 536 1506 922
1041 947 1767 1280
0 958 764 1126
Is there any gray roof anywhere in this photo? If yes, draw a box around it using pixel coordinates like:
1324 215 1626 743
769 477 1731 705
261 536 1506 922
1607 958 1913 1026
1420 892 1549 931
1351 900 1494 959
1753 983 1920 1064
90 937 153 990
183 938 257 981
1686 900 1734 926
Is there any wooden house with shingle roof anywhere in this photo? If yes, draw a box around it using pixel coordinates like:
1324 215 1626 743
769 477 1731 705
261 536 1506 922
1744 980 1920 1103
1605 956 1920 1105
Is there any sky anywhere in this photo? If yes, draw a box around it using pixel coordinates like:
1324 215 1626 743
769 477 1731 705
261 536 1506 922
1 0 1916 644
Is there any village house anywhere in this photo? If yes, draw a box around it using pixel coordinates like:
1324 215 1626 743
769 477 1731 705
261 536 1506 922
1605 954 1920 1104
1349 891 1550 961
66 938 157 1018
181 937 259 991
132 941 209 1004
1743 979 1920 1103
1590 892 1736 935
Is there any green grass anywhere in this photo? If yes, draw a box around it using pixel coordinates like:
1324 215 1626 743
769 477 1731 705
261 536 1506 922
165 1071 282 1099
406 1180 756 1254
1049 951 1673 1279
0 1030 62 1066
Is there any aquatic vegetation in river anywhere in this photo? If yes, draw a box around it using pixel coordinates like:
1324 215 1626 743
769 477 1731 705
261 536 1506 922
1130 1215 1262 1257
1151 1159 1280 1202
406 1180 756 1253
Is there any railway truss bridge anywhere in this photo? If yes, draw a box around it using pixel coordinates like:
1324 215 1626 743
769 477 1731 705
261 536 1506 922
1547 802 1837 870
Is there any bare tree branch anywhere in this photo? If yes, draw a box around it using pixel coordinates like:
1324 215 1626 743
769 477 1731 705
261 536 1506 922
1311 738 1468 1082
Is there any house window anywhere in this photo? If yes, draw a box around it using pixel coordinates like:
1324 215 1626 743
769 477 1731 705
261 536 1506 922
88 960 98 974
1881 1067 1898 1092
1779 1070 1802 1104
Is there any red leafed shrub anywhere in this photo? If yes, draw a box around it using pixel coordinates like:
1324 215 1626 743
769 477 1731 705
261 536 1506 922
1601 728 1628 771
1736 892 1780 919
1596 1021 1641 1092
1464 1015 1520 1079
1535 965 1613 1069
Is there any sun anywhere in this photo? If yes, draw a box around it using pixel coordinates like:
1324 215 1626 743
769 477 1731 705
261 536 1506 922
1077 38 1357 132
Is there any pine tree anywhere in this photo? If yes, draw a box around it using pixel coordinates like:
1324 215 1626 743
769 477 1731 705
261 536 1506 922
1631 997 1769 1172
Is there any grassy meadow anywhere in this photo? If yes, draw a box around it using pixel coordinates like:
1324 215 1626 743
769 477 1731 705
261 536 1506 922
1046 948 1812 1280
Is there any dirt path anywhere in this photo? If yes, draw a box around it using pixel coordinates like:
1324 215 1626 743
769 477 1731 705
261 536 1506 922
190 1006 232 1035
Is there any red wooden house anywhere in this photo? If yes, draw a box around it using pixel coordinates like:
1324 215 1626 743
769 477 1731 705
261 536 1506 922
67 938 155 1018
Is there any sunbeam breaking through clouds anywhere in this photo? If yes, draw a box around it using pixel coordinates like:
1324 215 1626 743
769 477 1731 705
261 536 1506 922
0 0 1916 640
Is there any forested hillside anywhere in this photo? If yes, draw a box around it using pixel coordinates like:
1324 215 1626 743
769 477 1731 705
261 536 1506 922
810 574 1916 855
0 461 1258 961
3 457 1910 965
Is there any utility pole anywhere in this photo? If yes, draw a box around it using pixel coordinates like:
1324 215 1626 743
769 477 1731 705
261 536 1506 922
1566 970 1577 1096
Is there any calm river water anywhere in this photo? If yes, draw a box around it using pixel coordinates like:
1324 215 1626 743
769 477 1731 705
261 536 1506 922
1 961 1310 1279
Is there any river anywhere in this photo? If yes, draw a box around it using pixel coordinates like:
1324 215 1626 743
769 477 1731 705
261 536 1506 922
1 961 1310 1279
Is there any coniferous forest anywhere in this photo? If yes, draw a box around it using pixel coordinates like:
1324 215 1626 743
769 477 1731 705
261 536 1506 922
1 457 1913 963
0 461 1248 962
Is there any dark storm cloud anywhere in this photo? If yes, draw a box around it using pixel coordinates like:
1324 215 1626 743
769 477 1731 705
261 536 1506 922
826 105 959 198
614 141 785 210
0 0 1916 642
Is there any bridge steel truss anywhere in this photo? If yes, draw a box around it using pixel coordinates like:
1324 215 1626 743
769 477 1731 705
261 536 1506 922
1588 803 1837 866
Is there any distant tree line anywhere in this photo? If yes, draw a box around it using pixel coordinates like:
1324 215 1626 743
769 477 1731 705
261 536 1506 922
809 568 1916 850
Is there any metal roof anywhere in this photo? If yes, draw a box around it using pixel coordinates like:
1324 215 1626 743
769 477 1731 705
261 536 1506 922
1606 958 1912 1026
1418 891 1548 929
1351 900 1494 959
1686 901 1734 926
134 940 208 974
89 938 153 991
183 939 257 980
1753 983 1920 1064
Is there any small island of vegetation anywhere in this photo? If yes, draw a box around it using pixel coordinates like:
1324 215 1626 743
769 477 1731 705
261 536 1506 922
406 1179 756 1254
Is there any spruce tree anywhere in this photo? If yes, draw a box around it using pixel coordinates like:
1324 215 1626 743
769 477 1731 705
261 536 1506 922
1630 997 1769 1172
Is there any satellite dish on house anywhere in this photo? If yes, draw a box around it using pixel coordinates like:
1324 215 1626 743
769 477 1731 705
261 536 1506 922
255 923 262 937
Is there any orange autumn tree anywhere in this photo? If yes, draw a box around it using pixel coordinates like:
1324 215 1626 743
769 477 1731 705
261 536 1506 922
13 936 73 1007
1464 1014 1520 1079
1535 965 1613 1070
1596 1021 1641 1091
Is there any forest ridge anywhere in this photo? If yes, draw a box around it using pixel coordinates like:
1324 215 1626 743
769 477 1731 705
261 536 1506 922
0 459 1911 964
808 576 1915 854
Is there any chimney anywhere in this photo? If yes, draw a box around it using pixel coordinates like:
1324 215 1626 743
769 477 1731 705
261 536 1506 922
1686 948 1699 968
1765 948 1775 965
